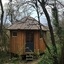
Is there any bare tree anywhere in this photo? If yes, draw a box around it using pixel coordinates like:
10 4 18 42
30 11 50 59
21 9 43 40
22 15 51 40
37 0 59 64
0 0 4 36
5 0 35 24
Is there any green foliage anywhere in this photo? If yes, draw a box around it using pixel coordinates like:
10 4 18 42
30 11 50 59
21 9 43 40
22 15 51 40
0 51 10 64
0 27 9 52
38 43 61 64
38 50 53 64
0 51 22 64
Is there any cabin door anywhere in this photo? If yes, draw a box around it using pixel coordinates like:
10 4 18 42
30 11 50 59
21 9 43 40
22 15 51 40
25 31 34 52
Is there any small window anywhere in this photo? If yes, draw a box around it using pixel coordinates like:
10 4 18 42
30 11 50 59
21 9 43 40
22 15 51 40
12 31 17 37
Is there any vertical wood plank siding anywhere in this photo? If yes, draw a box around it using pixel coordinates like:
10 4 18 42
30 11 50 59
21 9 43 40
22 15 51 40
34 31 40 53
39 38 46 53
9 31 25 55
16 31 25 55
9 31 18 53
34 31 46 54
9 30 46 55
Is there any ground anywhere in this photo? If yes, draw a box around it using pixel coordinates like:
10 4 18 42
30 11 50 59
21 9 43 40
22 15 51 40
24 59 41 64
3 59 40 64
3 57 42 64
0 51 42 64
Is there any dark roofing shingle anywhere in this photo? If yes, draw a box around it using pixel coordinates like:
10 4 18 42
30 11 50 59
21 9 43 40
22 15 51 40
8 16 48 31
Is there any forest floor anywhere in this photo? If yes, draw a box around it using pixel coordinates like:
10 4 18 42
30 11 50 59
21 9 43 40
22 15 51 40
4 58 41 64
0 51 42 64
22 58 41 64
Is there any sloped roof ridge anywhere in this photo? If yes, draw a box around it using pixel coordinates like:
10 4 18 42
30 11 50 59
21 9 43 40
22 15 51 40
8 16 48 31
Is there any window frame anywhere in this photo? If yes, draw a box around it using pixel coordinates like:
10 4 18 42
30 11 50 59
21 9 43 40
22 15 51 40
12 31 17 37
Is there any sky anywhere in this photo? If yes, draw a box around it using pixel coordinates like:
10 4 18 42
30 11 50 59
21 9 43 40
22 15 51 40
2 0 48 26
2 0 64 26
2 0 9 6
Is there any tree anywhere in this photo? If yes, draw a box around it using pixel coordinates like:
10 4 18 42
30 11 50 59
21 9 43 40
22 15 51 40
0 0 9 52
37 0 58 64
0 0 4 50
0 0 4 36
1 0 64 64
5 0 36 24
51 1 64 64
6 0 59 63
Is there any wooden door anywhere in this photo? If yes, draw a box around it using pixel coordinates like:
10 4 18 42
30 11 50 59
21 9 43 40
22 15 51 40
25 31 34 52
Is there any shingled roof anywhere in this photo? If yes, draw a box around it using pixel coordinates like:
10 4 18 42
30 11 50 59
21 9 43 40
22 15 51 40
8 16 48 31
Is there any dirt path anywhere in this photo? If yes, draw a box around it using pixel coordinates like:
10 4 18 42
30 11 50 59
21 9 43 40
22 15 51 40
22 58 42 64
4 57 42 64
4 59 41 64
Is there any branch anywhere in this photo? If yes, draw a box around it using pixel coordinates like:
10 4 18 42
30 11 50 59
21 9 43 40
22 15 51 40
46 0 64 8
57 0 64 7
38 0 42 4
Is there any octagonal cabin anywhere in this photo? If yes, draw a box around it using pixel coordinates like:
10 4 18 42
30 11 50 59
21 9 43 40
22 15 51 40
8 17 48 55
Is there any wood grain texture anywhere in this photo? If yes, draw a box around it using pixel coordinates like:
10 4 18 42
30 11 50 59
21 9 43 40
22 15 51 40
9 30 46 55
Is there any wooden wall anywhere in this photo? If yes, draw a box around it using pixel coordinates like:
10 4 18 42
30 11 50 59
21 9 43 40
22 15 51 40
9 30 46 55
34 31 46 54
9 30 25 55
34 31 40 53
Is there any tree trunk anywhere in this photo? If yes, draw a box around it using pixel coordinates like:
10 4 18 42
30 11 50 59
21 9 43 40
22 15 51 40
10 0 13 24
0 0 4 36
41 4 58 64
38 0 58 64
52 5 64 64
35 0 51 54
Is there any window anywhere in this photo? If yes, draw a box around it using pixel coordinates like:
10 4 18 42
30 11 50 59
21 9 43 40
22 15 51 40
12 31 17 37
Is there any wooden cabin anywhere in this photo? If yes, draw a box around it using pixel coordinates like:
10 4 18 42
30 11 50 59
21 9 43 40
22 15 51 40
8 16 48 55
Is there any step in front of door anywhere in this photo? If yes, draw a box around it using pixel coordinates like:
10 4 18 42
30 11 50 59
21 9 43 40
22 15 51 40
26 53 34 61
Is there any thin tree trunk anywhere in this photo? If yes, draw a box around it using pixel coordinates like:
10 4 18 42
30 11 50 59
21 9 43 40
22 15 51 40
38 0 58 64
41 5 58 64
52 4 64 64
10 0 13 24
35 0 51 54
0 0 4 36
0 0 4 52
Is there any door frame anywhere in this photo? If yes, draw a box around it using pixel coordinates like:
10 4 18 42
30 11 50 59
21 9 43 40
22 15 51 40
25 30 34 52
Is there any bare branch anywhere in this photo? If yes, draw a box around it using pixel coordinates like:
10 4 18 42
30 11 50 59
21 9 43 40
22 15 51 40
38 0 42 4
57 0 64 7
